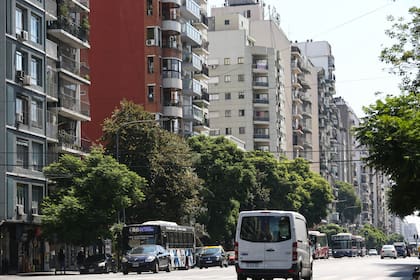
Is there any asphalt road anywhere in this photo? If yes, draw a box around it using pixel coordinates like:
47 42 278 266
1 255 419 280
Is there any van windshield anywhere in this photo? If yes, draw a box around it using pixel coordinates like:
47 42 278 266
240 215 291 242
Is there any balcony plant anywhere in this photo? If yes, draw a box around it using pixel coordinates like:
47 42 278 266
80 15 90 41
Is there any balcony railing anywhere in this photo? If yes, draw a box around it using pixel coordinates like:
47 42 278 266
59 92 90 117
48 16 89 43
182 23 202 46
58 130 91 153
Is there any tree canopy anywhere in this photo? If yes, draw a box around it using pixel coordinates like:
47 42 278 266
355 6 420 217
41 148 146 245
334 181 362 224
101 100 202 224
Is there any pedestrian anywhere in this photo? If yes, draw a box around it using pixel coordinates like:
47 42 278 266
77 250 84 270
58 248 65 274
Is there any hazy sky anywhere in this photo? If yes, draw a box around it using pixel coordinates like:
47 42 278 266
208 0 417 117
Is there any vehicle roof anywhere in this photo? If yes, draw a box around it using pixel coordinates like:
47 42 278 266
238 210 306 221
203 245 223 249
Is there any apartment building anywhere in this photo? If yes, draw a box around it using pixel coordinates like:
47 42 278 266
208 0 291 158
83 0 210 142
1 0 90 273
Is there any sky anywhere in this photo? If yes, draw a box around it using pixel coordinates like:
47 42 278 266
208 0 417 117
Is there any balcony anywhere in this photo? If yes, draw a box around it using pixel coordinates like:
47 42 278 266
180 0 200 21
192 14 209 30
162 71 182 89
291 46 301 58
46 68 58 101
183 78 201 97
184 104 203 122
183 51 202 72
253 98 269 107
57 92 90 121
57 55 90 84
57 130 90 155
194 64 209 80
194 117 210 132
162 10 181 34
253 114 269 123
192 40 209 56
47 16 90 49
161 0 182 5
46 111 58 141
181 23 201 46
193 90 209 107
291 60 302 74
163 101 183 118
252 80 269 89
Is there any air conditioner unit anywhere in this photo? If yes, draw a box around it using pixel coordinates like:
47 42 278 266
16 205 24 216
16 112 24 123
16 70 25 80
22 75 31 85
20 30 29 41
145 39 155 46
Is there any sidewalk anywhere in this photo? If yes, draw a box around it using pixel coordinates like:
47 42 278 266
16 270 80 277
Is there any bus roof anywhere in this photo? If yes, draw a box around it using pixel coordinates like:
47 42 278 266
141 220 178 226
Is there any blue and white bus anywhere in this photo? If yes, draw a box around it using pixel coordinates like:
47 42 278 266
122 221 195 269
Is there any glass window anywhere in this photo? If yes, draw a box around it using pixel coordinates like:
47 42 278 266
225 128 232 135
238 74 244 81
239 109 245 116
30 57 42 86
224 75 231 83
30 13 41 44
16 51 23 71
240 215 291 243
16 96 28 124
17 183 28 208
238 91 245 99
31 100 43 128
225 110 231 117
237 57 244 64
224 58 230 65
225 92 231 100
16 7 23 34
224 19 230 25
239 127 245 134
148 85 154 101
17 138 29 169
147 57 154 73
32 142 43 171
32 185 43 214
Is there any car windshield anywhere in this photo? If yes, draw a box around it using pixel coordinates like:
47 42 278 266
382 245 394 249
202 248 221 255
130 246 156 254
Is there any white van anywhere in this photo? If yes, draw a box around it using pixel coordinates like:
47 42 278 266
235 210 313 280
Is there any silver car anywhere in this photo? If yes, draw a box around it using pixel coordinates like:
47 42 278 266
380 245 397 259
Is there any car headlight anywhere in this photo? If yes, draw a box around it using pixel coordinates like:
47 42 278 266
145 256 155 262
98 261 106 267
215 256 220 261
122 257 128 263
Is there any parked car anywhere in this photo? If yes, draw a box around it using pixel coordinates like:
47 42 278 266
393 242 407 258
79 253 116 274
380 245 397 259
226 251 235 265
235 210 313 280
368 248 378 256
197 246 228 268
122 244 171 274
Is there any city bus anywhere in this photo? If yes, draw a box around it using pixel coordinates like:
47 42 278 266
122 220 196 269
353 235 366 257
331 233 358 257
309 230 329 259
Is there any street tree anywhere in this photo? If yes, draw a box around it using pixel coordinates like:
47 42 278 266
359 224 387 250
188 135 258 246
101 100 202 224
316 223 346 248
42 148 146 246
334 181 362 224
356 6 420 217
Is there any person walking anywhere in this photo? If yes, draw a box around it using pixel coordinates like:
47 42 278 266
58 248 65 274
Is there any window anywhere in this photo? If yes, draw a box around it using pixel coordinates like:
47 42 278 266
17 183 28 210
238 91 245 99
239 109 245 116
225 110 231 117
16 96 28 124
225 128 232 135
30 13 41 44
147 56 154 73
162 58 181 79
146 0 153 15
209 93 219 101
148 85 155 101
238 74 244 81
32 185 43 215
16 51 23 71
225 92 231 100
224 75 231 83
239 127 245 134
30 57 42 86
238 57 244 64
240 215 291 243
32 142 43 171
16 7 24 34
16 139 29 169
224 19 230 25
246 10 251 18
31 100 43 128
224 58 230 65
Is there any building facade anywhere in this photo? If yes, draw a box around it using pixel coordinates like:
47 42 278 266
1 0 90 273
83 0 210 142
